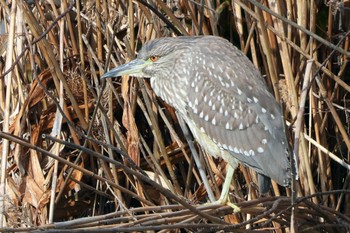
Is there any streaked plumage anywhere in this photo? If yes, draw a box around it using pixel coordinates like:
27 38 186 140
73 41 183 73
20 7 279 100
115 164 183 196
103 36 291 199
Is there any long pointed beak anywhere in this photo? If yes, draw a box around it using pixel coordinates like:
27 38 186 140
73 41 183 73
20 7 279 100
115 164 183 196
102 58 150 79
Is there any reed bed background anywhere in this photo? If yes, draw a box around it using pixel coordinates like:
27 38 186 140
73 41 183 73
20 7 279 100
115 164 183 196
0 0 349 232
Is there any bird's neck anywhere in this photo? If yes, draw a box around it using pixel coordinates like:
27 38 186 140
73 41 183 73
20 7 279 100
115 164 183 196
150 76 188 115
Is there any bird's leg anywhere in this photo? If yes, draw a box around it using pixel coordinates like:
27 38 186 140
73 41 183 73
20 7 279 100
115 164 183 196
217 165 234 202
212 165 240 212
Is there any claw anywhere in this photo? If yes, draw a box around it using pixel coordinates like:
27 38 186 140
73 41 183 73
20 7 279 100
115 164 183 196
212 198 241 213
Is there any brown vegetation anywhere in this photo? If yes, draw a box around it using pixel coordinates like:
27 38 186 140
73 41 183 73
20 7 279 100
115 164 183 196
0 0 349 232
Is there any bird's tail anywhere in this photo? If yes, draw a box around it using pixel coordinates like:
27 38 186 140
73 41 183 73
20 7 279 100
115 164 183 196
258 173 271 194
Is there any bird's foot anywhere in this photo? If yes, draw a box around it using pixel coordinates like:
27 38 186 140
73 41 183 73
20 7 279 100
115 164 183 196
208 165 240 212
211 197 241 213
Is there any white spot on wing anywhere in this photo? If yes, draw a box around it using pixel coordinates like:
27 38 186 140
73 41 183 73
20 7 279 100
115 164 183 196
253 97 258 103
211 117 216 125
199 111 204 118
262 108 267 113
262 139 267 144
239 101 243 111
239 123 244 130
257 147 264 153
220 99 225 106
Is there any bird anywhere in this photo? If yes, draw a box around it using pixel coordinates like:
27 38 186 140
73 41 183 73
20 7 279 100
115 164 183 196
102 36 291 210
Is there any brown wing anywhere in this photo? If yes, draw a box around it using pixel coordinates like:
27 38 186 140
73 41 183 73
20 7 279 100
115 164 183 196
186 38 291 186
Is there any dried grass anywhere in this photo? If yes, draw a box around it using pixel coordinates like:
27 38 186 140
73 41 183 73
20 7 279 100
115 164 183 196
0 0 349 232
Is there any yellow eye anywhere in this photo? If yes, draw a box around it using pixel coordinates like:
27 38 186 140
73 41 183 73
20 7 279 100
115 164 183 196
150 56 159 62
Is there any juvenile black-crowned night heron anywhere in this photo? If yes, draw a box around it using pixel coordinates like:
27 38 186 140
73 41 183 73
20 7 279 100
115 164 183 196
102 36 291 209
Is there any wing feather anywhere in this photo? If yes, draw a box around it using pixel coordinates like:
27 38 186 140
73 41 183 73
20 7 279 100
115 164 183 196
184 37 291 186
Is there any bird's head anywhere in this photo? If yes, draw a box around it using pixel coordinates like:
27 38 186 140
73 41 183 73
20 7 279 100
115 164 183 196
102 37 199 79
